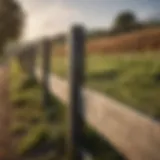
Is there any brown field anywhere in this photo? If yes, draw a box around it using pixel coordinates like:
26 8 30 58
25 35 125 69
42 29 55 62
53 27 160 55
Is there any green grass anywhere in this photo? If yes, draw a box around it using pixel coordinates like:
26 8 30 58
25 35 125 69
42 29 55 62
52 51 160 119
11 58 125 160
11 59 67 159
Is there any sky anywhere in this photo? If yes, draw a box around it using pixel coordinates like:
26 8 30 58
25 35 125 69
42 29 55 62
17 0 160 41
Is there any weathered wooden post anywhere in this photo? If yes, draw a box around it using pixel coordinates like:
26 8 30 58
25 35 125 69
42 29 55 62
41 39 52 109
27 45 37 78
17 44 37 78
68 25 86 160
0 63 13 159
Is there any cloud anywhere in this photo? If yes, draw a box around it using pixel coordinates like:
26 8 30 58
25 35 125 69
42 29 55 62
17 0 82 41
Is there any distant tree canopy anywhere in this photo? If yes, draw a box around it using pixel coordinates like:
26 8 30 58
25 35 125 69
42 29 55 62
113 11 138 32
53 10 160 41
88 11 142 39
0 0 24 54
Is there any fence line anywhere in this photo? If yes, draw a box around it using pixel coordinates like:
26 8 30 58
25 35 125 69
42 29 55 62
35 68 160 160
9 25 160 160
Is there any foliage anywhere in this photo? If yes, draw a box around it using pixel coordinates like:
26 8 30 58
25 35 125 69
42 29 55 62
113 10 139 32
0 0 24 54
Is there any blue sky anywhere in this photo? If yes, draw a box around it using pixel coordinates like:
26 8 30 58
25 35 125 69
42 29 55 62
17 0 160 41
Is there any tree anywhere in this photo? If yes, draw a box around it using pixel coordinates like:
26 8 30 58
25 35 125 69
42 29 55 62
113 11 137 32
0 0 24 55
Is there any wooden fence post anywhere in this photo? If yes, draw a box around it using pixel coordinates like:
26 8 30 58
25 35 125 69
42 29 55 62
0 64 13 159
17 44 37 78
41 39 52 109
68 25 86 160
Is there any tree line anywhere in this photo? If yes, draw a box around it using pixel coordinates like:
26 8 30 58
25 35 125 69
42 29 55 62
88 10 160 39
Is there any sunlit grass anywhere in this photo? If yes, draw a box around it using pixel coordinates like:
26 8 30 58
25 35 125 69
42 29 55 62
11 57 125 160
52 51 160 119
11 58 66 159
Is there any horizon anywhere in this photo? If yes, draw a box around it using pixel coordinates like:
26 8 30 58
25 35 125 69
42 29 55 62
17 0 160 41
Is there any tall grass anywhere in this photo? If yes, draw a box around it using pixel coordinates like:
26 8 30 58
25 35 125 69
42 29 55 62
52 52 160 119
11 58 125 160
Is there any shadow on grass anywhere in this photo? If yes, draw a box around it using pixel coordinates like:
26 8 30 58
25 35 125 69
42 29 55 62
14 76 126 160
20 132 55 158
83 126 125 160
19 77 39 91
42 89 126 160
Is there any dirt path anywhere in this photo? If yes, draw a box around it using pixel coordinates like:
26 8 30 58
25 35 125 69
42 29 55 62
0 64 13 160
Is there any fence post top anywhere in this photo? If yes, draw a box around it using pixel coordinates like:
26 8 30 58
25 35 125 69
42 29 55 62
70 24 86 34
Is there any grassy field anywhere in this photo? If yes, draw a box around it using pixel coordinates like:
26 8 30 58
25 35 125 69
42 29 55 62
51 51 160 119
10 50 160 159
11 59 66 159
11 58 125 160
